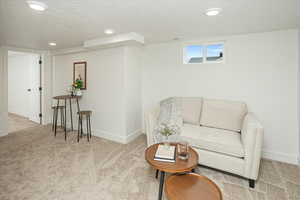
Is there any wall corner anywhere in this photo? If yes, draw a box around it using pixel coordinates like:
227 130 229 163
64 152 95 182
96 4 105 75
0 47 8 136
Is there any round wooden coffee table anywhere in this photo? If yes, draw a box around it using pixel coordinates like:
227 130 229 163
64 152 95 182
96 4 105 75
145 143 199 200
165 173 222 200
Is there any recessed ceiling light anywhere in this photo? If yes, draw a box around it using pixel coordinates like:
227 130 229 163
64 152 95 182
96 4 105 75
48 42 56 46
104 29 115 35
205 8 222 16
27 1 48 11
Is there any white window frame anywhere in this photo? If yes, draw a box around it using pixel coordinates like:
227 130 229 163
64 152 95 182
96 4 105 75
183 41 225 64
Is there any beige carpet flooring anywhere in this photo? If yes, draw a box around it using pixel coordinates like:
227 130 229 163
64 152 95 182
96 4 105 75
0 125 300 200
8 113 40 133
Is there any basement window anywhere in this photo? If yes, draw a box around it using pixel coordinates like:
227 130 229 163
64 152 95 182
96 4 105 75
183 42 224 64
185 45 204 64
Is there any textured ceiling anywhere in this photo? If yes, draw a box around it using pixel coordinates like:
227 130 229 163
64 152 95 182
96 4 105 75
0 0 300 50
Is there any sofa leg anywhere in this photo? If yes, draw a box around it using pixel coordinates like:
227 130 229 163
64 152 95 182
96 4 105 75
249 179 255 188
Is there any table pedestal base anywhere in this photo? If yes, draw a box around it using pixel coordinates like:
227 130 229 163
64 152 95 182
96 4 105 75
158 171 165 200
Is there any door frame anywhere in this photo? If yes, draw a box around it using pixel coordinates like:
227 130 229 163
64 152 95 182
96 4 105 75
0 46 51 135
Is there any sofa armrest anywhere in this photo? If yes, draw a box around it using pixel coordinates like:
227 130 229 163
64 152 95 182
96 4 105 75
145 106 160 147
241 112 264 180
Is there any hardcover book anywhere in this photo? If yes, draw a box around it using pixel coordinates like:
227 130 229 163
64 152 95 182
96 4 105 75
154 145 176 163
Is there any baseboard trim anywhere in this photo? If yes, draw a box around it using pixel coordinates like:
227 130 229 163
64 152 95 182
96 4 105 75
125 129 142 143
262 150 298 165
92 129 143 144
298 157 300 166
0 130 8 137
92 129 125 144
0 112 8 137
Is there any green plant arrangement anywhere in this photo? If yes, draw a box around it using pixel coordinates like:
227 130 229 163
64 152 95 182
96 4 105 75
73 79 83 89
156 123 180 145
71 79 83 96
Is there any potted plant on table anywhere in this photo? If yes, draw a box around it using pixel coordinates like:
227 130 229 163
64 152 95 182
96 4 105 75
72 79 83 96
156 123 180 146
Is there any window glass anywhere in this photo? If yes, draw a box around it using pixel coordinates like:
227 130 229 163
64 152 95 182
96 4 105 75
186 45 204 63
206 44 224 62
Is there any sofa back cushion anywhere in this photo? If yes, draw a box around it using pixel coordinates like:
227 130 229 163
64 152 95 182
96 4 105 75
182 97 203 125
200 98 247 132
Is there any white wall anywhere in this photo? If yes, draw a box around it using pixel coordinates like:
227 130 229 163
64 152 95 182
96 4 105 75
298 28 300 165
53 46 142 143
0 47 8 136
53 47 126 141
142 29 299 164
42 52 53 125
8 53 39 121
124 46 142 138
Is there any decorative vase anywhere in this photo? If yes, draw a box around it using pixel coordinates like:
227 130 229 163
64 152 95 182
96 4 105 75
177 141 189 160
75 89 82 96
162 135 170 147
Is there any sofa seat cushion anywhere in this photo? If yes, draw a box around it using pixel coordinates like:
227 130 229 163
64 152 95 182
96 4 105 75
200 99 247 132
181 124 245 158
182 97 202 125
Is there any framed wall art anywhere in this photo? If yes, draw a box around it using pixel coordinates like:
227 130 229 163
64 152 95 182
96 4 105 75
73 61 87 90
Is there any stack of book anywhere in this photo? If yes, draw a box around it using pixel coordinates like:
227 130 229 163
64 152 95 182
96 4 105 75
154 144 176 163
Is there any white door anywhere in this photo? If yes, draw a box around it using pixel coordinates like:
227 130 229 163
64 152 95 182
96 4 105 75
29 54 41 123
8 52 41 123
8 53 32 118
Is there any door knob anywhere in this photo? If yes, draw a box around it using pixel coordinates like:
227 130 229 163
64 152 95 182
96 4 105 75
27 89 31 92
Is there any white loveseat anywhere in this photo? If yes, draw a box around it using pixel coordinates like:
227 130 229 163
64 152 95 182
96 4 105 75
145 97 264 188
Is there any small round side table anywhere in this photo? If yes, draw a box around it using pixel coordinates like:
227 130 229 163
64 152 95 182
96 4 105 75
165 173 222 200
145 143 199 200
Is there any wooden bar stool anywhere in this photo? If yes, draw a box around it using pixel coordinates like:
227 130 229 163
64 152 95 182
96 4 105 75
51 105 66 132
77 110 92 142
